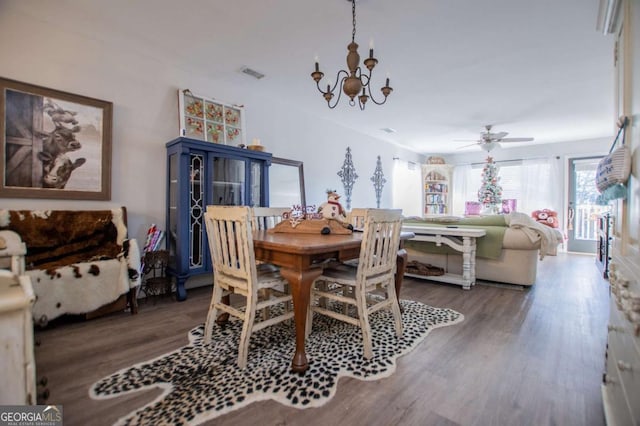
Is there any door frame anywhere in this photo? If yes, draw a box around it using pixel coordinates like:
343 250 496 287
566 155 606 253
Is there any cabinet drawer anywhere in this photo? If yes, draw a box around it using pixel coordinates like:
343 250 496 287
603 343 636 426
608 305 640 423
609 300 640 359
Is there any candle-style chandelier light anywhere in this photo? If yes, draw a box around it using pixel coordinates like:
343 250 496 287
311 0 393 110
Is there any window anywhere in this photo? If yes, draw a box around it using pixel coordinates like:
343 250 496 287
452 157 560 216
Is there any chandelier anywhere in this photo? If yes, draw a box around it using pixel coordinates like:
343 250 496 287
310 0 393 110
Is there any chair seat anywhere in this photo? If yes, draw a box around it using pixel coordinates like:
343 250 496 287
256 268 288 288
317 263 357 282
257 263 280 273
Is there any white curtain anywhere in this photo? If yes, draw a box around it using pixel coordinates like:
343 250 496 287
519 158 560 214
452 164 473 215
392 159 421 217
453 156 560 217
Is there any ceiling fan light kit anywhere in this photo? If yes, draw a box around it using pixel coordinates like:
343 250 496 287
311 0 393 110
481 142 499 152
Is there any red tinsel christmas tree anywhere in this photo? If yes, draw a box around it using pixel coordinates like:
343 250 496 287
477 156 503 207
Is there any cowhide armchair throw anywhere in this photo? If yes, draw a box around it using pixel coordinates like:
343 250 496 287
0 207 141 325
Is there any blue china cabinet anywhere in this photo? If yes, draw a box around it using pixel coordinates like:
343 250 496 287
166 137 271 301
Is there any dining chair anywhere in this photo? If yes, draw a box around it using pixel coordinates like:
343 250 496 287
251 206 291 316
342 208 402 266
251 207 289 231
203 205 293 368
346 208 368 230
307 208 404 359
347 208 403 228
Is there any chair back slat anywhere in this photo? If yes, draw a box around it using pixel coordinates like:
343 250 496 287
205 206 257 290
357 209 403 281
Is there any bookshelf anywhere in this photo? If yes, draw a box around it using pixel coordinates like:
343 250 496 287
422 162 453 216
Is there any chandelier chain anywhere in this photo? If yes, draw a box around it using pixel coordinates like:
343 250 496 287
351 0 356 43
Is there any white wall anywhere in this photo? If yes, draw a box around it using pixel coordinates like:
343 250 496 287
0 3 422 252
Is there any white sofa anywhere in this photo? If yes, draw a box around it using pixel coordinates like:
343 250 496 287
403 213 563 286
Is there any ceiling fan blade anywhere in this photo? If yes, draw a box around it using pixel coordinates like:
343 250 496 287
498 137 534 143
456 142 480 149
483 131 508 140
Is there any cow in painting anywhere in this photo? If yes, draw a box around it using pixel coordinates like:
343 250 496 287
40 125 82 158
37 151 86 189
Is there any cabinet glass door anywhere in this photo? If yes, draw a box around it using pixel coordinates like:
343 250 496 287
168 153 178 267
189 153 205 269
212 157 245 205
249 161 262 207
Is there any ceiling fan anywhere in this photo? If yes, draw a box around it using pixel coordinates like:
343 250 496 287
456 125 534 152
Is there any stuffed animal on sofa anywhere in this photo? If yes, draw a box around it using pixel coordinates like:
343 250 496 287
531 209 559 228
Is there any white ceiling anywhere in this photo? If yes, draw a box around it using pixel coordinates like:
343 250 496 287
11 0 616 155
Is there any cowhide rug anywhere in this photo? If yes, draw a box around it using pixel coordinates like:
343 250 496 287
90 300 463 425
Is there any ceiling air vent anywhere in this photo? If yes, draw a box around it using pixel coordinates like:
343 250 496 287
240 67 265 80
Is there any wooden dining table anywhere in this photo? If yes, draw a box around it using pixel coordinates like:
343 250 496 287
252 229 413 373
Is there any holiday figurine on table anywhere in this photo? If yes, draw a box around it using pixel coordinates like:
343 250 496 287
317 190 353 234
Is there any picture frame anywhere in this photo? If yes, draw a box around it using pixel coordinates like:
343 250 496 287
0 77 112 200
178 89 246 146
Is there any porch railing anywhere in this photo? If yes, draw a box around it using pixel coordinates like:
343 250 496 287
574 204 610 241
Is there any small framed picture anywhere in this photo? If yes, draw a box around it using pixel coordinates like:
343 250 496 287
178 89 245 146
0 77 112 200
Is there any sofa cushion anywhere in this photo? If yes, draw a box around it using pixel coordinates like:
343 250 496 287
502 228 542 250
454 215 507 226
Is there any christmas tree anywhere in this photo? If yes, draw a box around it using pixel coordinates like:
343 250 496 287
477 156 503 208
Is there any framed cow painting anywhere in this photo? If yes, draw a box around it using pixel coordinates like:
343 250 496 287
0 77 112 200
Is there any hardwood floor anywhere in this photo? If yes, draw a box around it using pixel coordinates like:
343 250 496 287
34 252 609 426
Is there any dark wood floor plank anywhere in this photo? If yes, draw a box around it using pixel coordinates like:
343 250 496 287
33 253 608 426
